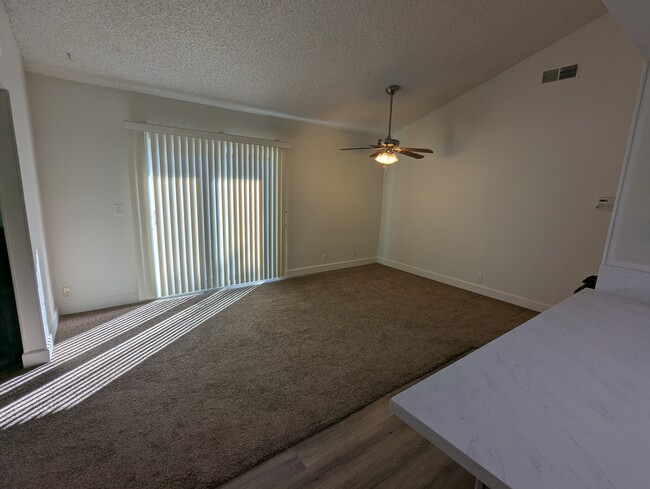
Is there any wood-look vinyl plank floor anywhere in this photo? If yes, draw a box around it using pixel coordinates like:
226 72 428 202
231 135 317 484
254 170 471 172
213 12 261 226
220 374 475 489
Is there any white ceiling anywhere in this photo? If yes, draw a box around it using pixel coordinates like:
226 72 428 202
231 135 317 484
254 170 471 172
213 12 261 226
4 0 607 133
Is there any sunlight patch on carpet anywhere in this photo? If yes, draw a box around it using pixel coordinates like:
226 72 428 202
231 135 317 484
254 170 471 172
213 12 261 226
0 295 192 397
0 285 257 429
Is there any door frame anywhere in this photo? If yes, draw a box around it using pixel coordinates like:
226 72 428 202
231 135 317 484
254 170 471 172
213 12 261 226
0 88 52 367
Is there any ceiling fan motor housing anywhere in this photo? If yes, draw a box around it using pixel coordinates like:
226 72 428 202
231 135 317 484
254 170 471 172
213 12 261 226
378 138 400 147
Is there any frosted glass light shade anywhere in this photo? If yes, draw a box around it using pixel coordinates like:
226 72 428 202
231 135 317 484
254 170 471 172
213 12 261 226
375 151 398 165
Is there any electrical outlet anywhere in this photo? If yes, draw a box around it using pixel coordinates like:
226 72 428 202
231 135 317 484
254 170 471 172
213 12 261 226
476 274 484 284
321 254 327 264
62 285 71 297
353 249 357 258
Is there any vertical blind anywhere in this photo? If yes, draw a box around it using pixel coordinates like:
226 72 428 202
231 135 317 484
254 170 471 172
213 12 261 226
139 130 287 297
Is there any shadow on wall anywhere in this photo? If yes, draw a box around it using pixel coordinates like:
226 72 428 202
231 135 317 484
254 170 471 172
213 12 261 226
397 91 492 158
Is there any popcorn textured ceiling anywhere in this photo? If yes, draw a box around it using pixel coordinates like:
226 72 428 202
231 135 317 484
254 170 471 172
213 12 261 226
4 0 607 132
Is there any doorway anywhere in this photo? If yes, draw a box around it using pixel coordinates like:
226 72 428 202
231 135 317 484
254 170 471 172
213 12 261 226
0 87 52 371
0 200 22 371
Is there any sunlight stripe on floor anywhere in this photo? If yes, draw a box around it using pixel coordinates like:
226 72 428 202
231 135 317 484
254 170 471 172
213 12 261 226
0 284 258 429
0 295 193 397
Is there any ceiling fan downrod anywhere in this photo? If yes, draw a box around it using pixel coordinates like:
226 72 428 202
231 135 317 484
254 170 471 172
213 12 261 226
338 84 432 165
385 84 399 140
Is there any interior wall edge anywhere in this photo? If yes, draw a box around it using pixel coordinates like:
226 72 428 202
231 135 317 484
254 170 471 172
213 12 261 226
0 2 57 366
599 61 648 265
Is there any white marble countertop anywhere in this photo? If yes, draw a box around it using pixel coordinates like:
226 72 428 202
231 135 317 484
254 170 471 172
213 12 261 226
390 289 650 489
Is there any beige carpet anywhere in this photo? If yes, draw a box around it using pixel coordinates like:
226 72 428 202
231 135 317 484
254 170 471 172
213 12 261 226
0 264 536 488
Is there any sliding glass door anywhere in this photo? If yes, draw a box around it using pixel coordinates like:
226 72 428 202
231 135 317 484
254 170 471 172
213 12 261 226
134 130 287 297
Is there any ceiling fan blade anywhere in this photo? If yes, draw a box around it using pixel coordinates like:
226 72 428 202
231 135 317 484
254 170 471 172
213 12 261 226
340 147 375 151
369 150 382 158
396 150 424 159
398 147 434 154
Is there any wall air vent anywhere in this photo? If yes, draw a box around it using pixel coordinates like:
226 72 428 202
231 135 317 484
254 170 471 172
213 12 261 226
559 64 579 80
542 63 580 84
542 68 559 84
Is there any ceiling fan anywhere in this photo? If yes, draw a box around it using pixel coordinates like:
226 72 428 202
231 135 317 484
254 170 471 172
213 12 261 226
341 84 433 166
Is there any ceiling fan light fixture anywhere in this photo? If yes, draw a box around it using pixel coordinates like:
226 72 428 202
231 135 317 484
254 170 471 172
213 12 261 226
375 151 398 165
339 84 433 164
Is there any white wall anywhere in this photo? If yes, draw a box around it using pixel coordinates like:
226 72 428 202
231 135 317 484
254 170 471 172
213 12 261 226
596 64 650 302
27 75 384 314
378 15 644 310
0 6 56 366
604 66 650 271
595 0 650 303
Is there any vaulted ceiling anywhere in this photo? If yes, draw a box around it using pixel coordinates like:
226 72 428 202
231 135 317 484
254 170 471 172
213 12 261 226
4 0 607 133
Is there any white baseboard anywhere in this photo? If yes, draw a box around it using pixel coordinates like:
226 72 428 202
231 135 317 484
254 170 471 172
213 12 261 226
285 257 377 278
22 347 52 368
58 292 140 315
377 257 550 312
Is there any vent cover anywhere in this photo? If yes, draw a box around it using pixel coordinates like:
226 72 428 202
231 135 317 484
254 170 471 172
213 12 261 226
542 68 559 84
542 63 580 84
559 64 579 80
